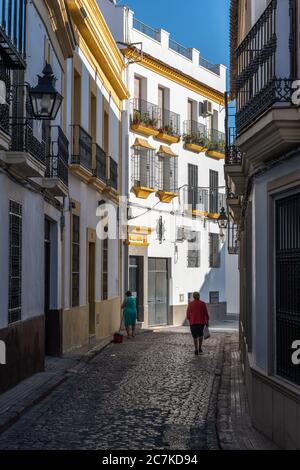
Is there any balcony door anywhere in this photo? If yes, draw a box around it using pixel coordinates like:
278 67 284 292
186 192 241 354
134 76 142 111
209 169 219 214
188 163 198 210
158 86 165 127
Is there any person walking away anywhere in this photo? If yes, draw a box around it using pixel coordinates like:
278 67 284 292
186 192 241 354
121 291 137 338
186 292 209 355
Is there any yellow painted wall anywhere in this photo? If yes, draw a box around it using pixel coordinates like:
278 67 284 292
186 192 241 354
62 306 89 353
95 297 121 340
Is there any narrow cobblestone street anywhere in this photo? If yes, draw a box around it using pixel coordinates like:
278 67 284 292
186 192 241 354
0 331 226 450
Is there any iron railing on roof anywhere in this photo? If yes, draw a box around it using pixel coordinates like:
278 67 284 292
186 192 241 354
169 39 192 60
199 57 220 76
133 18 160 41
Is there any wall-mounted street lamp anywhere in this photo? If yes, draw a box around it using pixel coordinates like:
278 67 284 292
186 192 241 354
218 206 228 242
29 63 63 120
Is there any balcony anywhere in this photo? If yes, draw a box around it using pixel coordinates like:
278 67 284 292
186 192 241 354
0 121 46 176
225 126 246 202
90 143 107 192
0 0 26 69
107 156 118 192
130 98 160 137
156 109 181 144
234 0 300 165
157 146 178 203
70 125 93 183
182 187 209 217
208 190 226 219
183 121 208 153
41 126 69 197
206 129 225 160
131 138 157 199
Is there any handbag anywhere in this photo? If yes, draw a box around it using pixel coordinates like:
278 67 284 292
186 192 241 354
203 325 210 340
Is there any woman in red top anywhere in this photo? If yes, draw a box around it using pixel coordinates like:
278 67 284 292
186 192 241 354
186 292 209 355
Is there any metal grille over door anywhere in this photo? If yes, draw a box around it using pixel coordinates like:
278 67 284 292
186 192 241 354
276 192 300 385
148 258 168 326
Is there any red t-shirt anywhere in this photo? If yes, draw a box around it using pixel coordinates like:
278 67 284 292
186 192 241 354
186 300 209 326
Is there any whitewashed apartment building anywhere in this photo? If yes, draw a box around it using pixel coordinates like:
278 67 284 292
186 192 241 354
101 0 239 327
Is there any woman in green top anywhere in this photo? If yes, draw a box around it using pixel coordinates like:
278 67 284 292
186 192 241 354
121 291 137 338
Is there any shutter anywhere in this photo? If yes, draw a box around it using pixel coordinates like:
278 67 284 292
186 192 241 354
209 170 219 214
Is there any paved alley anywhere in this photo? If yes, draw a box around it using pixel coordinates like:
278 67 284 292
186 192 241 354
0 330 276 450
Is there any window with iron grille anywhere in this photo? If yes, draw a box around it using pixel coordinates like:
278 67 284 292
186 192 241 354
102 235 108 300
276 192 300 386
209 291 219 304
72 214 80 307
209 233 220 268
187 231 200 268
131 147 157 190
8 200 22 324
158 154 178 193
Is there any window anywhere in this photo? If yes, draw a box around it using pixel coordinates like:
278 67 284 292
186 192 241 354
276 192 300 385
132 145 156 190
187 231 200 268
103 110 109 155
134 76 142 101
72 214 80 307
209 233 220 268
188 164 198 210
209 169 219 214
8 200 22 324
102 235 108 300
209 291 219 304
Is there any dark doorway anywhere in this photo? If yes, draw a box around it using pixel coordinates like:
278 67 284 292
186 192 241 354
44 218 51 315
88 242 96 336
129 256 144 322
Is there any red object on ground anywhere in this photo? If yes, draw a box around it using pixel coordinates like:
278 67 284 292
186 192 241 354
186 300 209 326
113 332 123 343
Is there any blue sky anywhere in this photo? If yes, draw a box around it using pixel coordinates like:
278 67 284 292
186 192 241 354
120 0 230 69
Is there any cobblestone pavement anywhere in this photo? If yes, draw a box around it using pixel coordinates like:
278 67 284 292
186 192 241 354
0 332 223 450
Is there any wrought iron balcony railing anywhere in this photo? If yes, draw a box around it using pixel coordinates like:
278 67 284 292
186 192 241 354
183 187 209 213
0 61 10 135
209 190 226 215
157 108 180 137
108 157 118 191
10 121 46 164
133 18 160 41
225 126 243 165
235 0 295 132
183 120 207 146
207 129 226 154
130 98 160 130
71 125 93 172
46 126 69 187
0 0 26 68
93 143 107 183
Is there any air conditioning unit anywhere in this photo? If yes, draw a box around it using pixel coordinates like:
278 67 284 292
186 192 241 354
203 100 213 116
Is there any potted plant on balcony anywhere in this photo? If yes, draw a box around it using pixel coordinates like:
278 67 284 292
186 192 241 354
206 138 225 159
156 122 180 144
131 110 159 137
183 132 208 153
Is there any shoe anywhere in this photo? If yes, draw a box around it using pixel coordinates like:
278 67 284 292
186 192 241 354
194 350 199 355
199 348 203 354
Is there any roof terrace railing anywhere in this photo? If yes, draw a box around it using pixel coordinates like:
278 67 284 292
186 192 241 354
199 57 220 76
169 38 192 60
133 18 160 41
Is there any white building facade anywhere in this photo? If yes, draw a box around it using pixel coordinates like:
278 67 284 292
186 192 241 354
0 0 128 393
101 0 239 327
228 0 300 449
